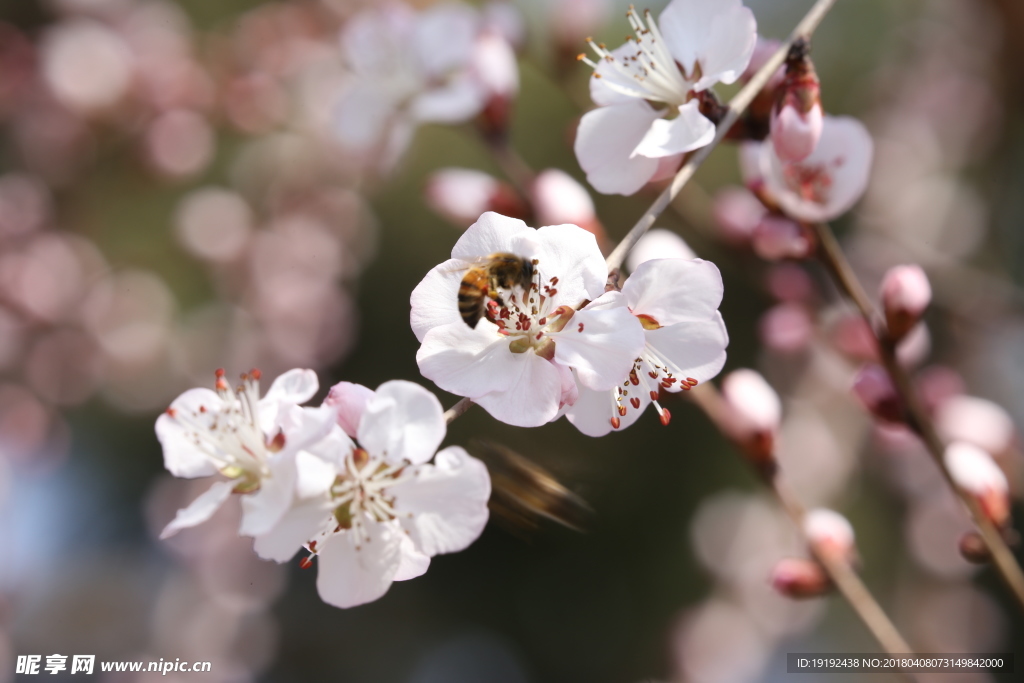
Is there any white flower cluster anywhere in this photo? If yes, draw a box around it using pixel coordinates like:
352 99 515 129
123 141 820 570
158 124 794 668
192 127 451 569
157 371 490 609
411 212 729 434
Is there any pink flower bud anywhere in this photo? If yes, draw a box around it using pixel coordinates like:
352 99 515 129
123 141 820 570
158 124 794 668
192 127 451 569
944 442 1010 527
712 186 765 245
751 215 812 261
936 395 1016 458
758 302 813 354
323 381 374 438
852 364 902 423
721 369 781 473
770 557 830 599
830 314 878 362
880 265 931 342
472 30 519 138
770 100 823 162
765 263 814 302
530 169 603 239
425 168 525 228
804 508 856 562
770 38 822 163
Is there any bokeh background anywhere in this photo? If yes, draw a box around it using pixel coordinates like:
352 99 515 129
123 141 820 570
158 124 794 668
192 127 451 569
1 0 1023 681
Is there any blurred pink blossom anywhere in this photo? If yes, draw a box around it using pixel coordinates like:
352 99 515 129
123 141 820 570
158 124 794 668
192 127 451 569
880 264 931 341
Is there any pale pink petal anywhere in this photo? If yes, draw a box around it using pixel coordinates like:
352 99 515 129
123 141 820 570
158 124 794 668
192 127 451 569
159 480 234 539
632 101 715 159
472 353 563 427
392 446 490 556
358 380 445 465
451 211 531 261
530 169 596 227
589 42 646 106
305 424 356 469
658 0 756 89
239 454 298 537
771 103 823 163
622 258 724 326
574 102 661 196
412 2 479 78
394 534 432 581
410 258 468 342
324 381 375 438
417 323 524 398
471 31 519 98
556 362 579 409
626 229 696 272
262 368 319 405
316 520 403 609
157 388 222 478
253 499 330 563
645 314 729 387
333 81 400 152
551 304 646 391
762 115 873 222
341 4 414 75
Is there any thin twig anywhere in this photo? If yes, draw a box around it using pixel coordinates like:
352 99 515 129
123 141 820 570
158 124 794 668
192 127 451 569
605 0 839 273
444 397 475 425
688 385 917 663
812 220 1024 611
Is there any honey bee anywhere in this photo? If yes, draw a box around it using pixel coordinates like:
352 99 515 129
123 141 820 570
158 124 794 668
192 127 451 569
470 440 592 535
458 253 535 328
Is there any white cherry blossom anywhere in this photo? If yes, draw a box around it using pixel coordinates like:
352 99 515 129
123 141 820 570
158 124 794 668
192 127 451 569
759 115 874 222
574 0 756 195
157 368 335 539
253 380 491 609
411 212 646 427
564 258 728 436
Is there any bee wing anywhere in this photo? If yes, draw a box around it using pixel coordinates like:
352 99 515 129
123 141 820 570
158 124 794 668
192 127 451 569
470 439 593 534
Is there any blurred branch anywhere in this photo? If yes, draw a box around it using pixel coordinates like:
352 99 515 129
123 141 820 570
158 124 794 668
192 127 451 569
812 220 1024 612
688 385 918 663
604 0 839 273
444 397 475 424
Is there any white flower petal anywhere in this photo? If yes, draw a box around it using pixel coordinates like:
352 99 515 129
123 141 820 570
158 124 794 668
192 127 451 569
412 2 479 78
157 388 222 479
333 81 401 152
316 519 403 609
511 223 606 303
358 380 445 465
645 313 729 387
239 454 298 537
392 446 490 556
631 101 715 159
564 383 648 437
410 76 486 123
159 480 234 539
324 381 375 438
262 368 319 406
417 323 522 398
295 450 338 500
411 258 469 342
574 102 662 196
274 404 338 456
253 499 330 563
658 0 756 89
472 352 563 426
306 424 356 469
551 304 646 391
341 4 414 75
451 211 531 262
622 258 724 326
394 534 432 581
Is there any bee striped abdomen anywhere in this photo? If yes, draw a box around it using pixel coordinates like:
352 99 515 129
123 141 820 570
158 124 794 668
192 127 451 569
458 267 489 328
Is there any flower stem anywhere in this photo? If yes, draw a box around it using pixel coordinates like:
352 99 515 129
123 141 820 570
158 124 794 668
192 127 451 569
811 220 1024 612
605 0 839 273
688 384 917 663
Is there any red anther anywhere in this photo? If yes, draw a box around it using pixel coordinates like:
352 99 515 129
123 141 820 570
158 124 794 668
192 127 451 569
215 368 226 378
550 277 559 284
308 540 317 551
216 378 229 391
681 384 691 391
578 323 585 332
267 430 286 452
650 391 659 400
629 397 640 409
659 409 672 426
299 557 313 569
538 317 547 325
629 372 639 386
548 288 557 296
663 377 677 384
686 377 699 386
649 371 658 379
536 332 543 340
618 405 627 417
251 368 262 380
352 448 370 469
610 416 621 429
165 407 177 417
